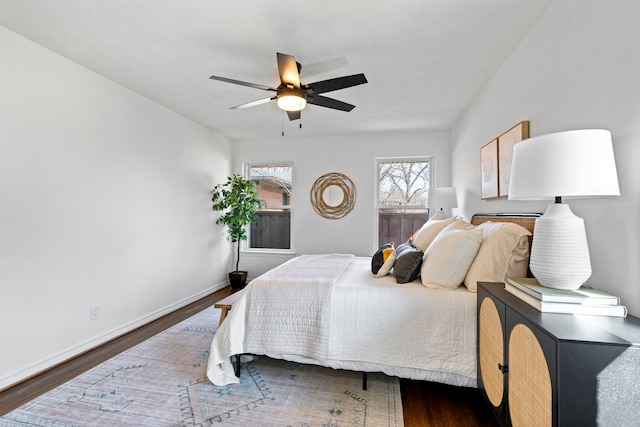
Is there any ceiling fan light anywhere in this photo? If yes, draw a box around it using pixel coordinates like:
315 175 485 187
277 94 306 111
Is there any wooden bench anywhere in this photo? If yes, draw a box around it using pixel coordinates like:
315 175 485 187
213 291 243 375
214 291 240 325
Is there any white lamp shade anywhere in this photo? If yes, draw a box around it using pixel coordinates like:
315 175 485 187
427 187 458 209
508 129 620 201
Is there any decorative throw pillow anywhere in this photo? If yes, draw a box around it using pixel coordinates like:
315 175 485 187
412 216 456 251
375 251 397 278
393 242 424 284
420 223 483 290
371 243 394 274
464 222 532 292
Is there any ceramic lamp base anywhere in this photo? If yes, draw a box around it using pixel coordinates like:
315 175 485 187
431 209 447 220
530 203 591 290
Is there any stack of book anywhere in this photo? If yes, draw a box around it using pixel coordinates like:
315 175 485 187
505 277 627 317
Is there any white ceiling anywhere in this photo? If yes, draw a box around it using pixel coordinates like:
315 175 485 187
1 0 553 140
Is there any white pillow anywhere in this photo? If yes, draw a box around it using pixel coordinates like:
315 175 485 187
463 222 532 292
444 217 476 231
375 251 397 278
420 223 483 290
412 216 456 251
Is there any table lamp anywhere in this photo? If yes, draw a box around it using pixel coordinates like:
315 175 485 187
427 187 458 219
508 129 620 289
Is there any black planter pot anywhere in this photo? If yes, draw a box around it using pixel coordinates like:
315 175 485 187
228 271 248 290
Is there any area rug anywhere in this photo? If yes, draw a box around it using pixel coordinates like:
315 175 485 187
1 305 403 427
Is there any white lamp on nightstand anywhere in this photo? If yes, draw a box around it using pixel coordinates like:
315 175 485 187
427 187 458 219
508 129 620 290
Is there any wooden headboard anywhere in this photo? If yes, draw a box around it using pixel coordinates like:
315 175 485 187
471 213 541 277
471 213 540 242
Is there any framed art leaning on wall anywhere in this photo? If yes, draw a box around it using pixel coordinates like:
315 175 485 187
498 121 529 197
480 120 529 199
481 138 499 199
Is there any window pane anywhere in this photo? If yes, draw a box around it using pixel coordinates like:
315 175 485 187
377 159 431 247
250 211 290 249
250 165 292 208
378 210 428 247
248 164 292 250
378 160 430 207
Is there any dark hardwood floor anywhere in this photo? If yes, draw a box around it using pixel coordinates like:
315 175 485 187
0 287 498 426
400 379 498 426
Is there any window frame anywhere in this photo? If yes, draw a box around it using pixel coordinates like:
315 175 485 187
375 156 434 248
242 162 294 254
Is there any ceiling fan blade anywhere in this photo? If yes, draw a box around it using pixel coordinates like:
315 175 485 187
277 52 301 89
209 75 276 92
307 95 355 112
287 111 301 121
305 73 368 95
231 97 275 110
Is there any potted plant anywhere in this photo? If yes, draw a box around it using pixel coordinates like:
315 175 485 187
211 173 265 289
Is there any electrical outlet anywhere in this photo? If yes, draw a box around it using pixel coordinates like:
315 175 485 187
90 304 100 321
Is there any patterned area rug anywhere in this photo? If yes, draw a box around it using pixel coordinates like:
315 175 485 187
1 306 403 426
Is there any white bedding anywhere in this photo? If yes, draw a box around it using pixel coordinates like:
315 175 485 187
245 254 353 359
207 255 478 388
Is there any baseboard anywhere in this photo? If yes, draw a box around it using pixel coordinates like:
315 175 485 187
0 282 227 392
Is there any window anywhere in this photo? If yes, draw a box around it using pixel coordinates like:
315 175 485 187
377 158 432 247
247 163 292 250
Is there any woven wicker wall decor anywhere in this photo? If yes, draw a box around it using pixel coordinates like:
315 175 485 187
310 172 356 219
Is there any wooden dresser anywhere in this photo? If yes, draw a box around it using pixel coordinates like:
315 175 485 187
477 281 640 427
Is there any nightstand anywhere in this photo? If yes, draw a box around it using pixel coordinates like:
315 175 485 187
477 281 640 427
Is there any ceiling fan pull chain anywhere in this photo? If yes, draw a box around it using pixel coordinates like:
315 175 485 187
282 111 285 136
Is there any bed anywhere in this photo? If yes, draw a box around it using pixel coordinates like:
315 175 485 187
206 213 538 388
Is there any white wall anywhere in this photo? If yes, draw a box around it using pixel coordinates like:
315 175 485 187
0 28 233 389
233 131 450 276
451 0 640 315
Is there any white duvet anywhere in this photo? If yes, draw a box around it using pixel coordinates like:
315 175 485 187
207 255 478 388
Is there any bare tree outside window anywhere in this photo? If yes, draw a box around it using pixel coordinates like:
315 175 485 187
377 159 432 246
379 160 430 210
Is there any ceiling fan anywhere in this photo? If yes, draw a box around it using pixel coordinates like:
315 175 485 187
209 52 368 121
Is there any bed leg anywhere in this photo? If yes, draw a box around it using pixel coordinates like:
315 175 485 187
233 355 241 377
362 372 367 390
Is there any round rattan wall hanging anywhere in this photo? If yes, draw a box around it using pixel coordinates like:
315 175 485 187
310 172 356 220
